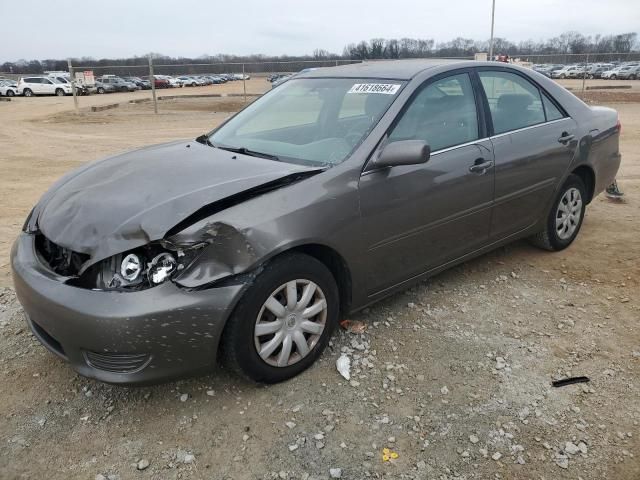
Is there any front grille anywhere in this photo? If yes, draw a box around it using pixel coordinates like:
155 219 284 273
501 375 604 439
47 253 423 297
30 318 67 359
35 234 89 277
84 351 151 374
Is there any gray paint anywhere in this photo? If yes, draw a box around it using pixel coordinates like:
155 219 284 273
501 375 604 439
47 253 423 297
12 60 621 384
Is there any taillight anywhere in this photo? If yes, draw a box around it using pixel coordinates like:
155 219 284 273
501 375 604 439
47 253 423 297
616 118 622 133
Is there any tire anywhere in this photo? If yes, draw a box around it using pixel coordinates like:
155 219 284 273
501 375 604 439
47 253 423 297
560 74 566 79
55 88 65 96
630 74 637 80
611 75 617 80
97 87 105 94
529 174 587 251
220 252 340 383
6 90 15 97
23 88 33 97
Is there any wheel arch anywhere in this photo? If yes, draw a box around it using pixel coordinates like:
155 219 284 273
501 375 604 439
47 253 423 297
571 164 596 203
286 243 352 317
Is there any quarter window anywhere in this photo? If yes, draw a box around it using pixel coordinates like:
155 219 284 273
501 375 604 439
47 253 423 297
479 71 545 134
542 94 564 121
388 73 479 151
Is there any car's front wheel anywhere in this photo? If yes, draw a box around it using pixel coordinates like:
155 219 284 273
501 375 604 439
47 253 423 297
529 174 586 251
6 90 14 97
221 252 339 383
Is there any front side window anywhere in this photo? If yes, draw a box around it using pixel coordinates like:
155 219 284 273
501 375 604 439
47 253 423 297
388 73 479 152
210 78 404 166
479 71 545 134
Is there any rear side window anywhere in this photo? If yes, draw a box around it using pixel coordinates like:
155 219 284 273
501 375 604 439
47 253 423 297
542 94 564 121
388 73 479 151
24 78 40 84
479 71 545 134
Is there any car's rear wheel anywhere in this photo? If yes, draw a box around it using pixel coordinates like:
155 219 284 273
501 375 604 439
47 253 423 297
529 174 586 251
611 74 617 80
97 87 105 94
221 252 339 383
23 88 33 97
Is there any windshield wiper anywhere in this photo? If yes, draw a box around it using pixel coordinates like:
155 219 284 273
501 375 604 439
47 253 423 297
214 144 281 162
195 134 213 147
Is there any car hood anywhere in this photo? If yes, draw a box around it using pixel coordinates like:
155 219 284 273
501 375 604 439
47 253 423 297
32 140 321 265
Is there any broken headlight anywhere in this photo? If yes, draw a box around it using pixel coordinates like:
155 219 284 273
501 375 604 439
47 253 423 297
74 242 203 291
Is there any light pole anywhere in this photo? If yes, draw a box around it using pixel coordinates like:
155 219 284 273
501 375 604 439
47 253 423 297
489 0 496 60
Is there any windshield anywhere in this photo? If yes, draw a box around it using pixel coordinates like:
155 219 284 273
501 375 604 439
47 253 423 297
209 78 404 166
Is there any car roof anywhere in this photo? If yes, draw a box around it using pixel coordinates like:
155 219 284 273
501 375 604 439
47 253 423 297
296 59 470 80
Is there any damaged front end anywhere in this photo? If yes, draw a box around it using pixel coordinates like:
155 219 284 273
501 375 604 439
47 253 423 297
35 232 207 291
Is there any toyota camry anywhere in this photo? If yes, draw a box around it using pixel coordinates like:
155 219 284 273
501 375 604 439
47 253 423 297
12 60 621 384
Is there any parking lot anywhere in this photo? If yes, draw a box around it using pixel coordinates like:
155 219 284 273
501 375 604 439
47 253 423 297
0 77 639 480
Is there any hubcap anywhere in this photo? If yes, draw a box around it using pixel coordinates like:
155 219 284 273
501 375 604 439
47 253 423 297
556 187 583 240
254 279 327 367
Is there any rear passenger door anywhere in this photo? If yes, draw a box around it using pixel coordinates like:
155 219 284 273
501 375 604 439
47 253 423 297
359 71 495 295
40 78 55 95
476 68 578 239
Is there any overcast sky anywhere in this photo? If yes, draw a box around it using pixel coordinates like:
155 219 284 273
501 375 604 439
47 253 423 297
1 0 639 61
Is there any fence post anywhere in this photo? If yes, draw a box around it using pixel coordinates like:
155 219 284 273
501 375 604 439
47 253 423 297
67 59 79 114
582 53 589 95
242 63 247 103
148 56 158 114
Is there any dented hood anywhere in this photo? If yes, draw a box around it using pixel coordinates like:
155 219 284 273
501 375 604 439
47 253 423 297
34 140 319 263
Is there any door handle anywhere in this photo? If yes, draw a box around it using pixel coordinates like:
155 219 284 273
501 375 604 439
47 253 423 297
558 132 575 144
469 158 493 174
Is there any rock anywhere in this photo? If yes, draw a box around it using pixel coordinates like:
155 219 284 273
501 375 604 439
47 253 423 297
183 453 195 464
336 355 351 381
469 434 479 444
95 475 107 480
495 357 507 370
492 452 502 461
565 442 580 455
329 468 342 478
206 390 215 396
555 453 569 469
440 386 449 395
314 433 325 440
242 434 250 442
416 460 427 470
578 442 588 454
136 459 150 470
285 421 297 429
179 393 189 402
288 444 299 452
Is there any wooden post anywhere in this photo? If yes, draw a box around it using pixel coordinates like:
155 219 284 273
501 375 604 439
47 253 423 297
149 56 158 114
68 59 79 114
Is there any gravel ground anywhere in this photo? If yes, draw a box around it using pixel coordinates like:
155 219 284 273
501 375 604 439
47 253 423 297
0 83 638 480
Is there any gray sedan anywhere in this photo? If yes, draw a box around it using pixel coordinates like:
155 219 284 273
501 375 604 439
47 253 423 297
12 60 621 385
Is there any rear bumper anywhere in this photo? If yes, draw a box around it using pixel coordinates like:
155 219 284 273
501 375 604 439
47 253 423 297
11 233 245 385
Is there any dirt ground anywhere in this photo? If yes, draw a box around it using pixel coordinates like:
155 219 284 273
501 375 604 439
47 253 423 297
0 77 639 480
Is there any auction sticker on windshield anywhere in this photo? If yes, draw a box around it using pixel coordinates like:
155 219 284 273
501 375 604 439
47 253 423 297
348 83 401 95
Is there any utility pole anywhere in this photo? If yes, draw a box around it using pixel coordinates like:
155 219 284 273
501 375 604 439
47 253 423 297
148 56 158 114
489 0 496 60
68 59 79 114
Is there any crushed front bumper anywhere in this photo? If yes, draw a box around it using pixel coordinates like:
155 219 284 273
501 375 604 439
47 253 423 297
11 233 245 385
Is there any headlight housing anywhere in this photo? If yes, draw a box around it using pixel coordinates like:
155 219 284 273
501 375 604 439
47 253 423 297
72 242 202 291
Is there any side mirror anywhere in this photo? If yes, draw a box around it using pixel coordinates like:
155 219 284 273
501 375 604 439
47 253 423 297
372 140 431 169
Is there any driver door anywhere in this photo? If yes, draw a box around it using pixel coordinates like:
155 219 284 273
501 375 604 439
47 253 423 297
358 71 495 296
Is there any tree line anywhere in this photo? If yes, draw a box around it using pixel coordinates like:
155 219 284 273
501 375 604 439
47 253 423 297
2 31 638 74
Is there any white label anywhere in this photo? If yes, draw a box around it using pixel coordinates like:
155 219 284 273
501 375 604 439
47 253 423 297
347 83 401 95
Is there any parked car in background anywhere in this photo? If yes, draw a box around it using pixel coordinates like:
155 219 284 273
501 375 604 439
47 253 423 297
0 79 19 97
18 76 73 97
177 76 199 87
97 76 138 92
93 80 116 94
602 66 633 79
616 65 640 80
49 75 90 96
584 64 614 79
151 76 171 89
551 65 581 79
123 77 151 90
